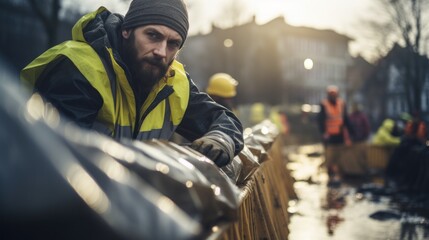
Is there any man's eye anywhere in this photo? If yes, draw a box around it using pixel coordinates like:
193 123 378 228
169 41 181 49
148 33 157 38
146 32 161 40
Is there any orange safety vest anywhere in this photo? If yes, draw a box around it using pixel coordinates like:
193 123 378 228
322 99 344 135
404 120 427 143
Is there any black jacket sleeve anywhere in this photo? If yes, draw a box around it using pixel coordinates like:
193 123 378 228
35 57 103 129
175 75 244 156
342 105 354 136
318 103 326 134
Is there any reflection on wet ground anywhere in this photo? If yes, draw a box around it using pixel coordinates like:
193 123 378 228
285 144 429 240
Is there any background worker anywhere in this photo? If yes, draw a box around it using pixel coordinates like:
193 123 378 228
20 0 243 167
348 102 371 143
372 118 401 146
317 85 354 180
391 112 412 137
205 73 238 111
385 111 427 189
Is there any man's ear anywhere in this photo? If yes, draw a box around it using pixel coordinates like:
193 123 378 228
122 30 130 39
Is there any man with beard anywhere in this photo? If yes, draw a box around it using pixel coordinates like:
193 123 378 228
21 0 243 167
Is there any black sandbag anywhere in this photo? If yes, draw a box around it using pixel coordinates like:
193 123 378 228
220 155 243 184
117 138 240 226
145 140 241 222
0 59 201 240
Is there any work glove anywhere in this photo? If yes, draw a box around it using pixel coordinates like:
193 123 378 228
190 130 235 167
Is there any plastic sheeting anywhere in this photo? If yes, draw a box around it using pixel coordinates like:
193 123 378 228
243 120 279 164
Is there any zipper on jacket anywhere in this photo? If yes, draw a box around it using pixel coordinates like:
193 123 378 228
132 85 174 139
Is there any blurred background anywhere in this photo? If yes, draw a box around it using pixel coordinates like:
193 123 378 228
1 0 429 144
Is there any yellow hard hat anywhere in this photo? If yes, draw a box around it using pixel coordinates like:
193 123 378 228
206 73 238 98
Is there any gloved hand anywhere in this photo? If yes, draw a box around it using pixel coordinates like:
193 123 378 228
190 131 235 167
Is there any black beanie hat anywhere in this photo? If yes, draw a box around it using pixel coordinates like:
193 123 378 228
122 0 189 48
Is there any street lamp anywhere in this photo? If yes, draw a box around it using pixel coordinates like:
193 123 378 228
304 58 313 70
224 38 233 48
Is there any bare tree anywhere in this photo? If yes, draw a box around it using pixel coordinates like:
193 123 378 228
216 0 253 28
369 0 429 114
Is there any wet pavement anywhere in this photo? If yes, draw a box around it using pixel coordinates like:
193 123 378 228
285 144 429 240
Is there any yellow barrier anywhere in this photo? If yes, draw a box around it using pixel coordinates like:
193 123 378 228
325 143 397 176
216 137 296 240
366 145 396 170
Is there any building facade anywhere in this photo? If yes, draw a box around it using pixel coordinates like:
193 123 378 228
364 44 429 128
179 17 353 107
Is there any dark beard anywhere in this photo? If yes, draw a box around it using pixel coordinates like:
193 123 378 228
121 32 169 92
328 97 337 105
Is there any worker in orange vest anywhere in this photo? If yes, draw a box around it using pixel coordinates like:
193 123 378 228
403 112 427 144
317 85 354 183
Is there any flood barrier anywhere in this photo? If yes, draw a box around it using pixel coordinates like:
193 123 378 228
325 143 396 176
213 122 297 239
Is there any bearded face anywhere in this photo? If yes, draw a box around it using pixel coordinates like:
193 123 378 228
121 25 182 101
122 30 170 90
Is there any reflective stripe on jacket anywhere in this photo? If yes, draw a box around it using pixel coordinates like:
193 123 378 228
21 41 189 141
322 99 344 135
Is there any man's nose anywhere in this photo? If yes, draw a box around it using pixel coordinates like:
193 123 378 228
153 41 167 57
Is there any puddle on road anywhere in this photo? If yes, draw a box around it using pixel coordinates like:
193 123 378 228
285 144 429 240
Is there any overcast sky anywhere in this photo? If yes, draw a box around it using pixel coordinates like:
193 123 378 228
64 0 376 61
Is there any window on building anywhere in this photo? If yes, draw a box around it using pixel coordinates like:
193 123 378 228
422 93 428 111
388 100 394 116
